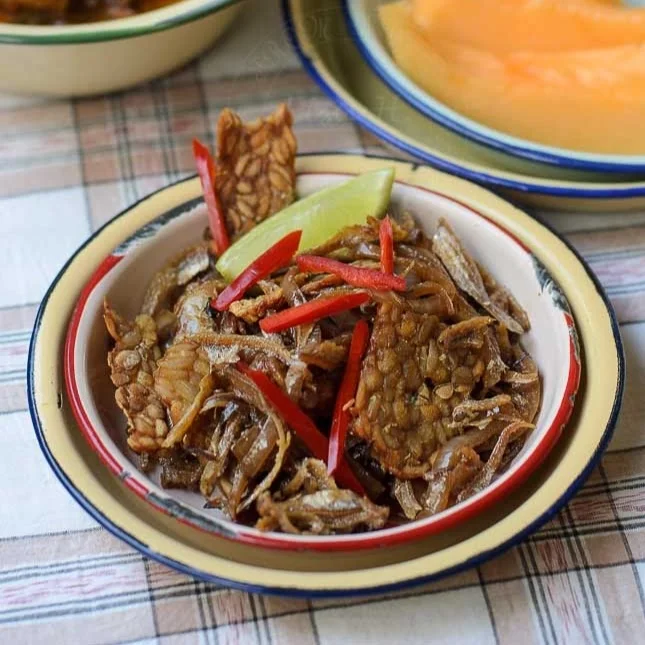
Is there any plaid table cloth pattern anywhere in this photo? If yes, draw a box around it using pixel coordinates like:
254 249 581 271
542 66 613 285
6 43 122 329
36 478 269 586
2 1 645 643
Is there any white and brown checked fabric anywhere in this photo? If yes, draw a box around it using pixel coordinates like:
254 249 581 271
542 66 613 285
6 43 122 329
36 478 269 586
2 1 645 643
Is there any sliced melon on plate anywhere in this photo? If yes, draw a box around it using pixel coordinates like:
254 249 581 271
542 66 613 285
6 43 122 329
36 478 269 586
380 1 645 154
409 0 645 53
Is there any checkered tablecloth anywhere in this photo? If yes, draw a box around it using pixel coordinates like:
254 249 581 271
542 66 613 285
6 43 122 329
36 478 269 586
2 1 645 643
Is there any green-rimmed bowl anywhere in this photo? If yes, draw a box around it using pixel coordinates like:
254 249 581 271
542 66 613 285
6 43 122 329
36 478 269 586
0 0 244 97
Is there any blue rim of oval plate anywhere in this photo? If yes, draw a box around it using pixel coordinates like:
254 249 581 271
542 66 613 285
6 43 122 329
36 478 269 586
282 0 645 198
27 163 625 598
341 0 645 174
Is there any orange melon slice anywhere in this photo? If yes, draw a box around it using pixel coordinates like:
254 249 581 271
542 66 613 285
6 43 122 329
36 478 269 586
409 0 645 53
380 1 645 154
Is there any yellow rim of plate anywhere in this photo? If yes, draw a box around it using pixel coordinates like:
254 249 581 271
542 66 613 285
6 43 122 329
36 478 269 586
29 154 624 595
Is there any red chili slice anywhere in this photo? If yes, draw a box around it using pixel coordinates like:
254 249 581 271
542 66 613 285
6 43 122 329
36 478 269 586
327 320 371 476
192 138 230 256
238 363 365 495
379 216 394 274
296 255 406 292
213 230 302 311
259 291 370 334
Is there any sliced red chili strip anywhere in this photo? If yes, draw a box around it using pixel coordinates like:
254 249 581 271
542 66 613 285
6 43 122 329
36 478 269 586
328 320 371 476
296 255 406 292
237 363 365 495
213 230 302 311
379 216 394 274
259 291 370 334
192 138 230 256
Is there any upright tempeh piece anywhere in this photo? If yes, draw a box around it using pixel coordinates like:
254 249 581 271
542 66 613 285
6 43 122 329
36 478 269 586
215 103 297 239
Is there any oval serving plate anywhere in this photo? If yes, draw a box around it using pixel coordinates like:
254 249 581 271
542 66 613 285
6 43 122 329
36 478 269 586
283 0 645 212
29 155 624 596
343 0 645 174
63 163 580 552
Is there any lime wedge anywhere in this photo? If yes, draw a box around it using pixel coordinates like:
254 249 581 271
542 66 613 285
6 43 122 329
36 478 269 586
215 168 395 281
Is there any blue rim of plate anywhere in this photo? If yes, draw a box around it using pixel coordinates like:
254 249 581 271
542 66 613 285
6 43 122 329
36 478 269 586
27 163 625 597
282 0 645 199
341 0 645 174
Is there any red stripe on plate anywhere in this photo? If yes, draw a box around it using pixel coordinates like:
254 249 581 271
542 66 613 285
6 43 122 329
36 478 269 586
64 255 124 476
